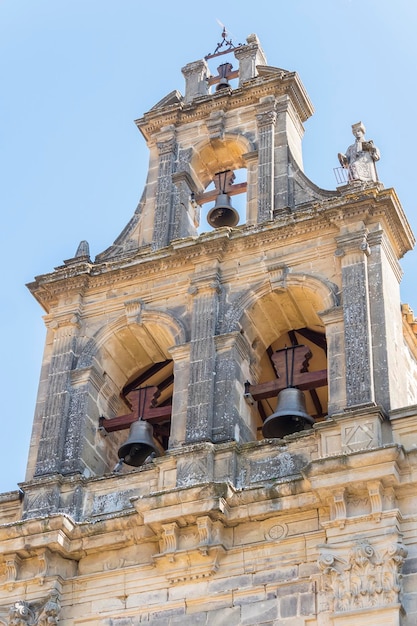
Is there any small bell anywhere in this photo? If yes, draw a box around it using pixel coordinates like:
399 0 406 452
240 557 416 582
118 419 163 467
262 387 315 439
207 193 239 228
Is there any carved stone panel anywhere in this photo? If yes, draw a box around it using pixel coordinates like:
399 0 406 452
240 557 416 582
318 539 407 614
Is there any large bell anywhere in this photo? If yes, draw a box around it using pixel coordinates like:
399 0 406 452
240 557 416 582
118 419 163 467
262 387 315 439
207 193 239 228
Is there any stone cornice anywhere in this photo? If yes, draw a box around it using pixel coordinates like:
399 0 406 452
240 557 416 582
27 187 414 312
135 70 314 143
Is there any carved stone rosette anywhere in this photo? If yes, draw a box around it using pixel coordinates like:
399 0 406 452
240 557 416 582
318 539 407 613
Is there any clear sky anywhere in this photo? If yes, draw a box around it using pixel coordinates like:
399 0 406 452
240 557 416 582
1 0 416 493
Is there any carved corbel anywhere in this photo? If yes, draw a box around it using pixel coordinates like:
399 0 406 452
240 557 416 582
367 480 383 521
5 554 21 590
206 110 225 141
331 489 347 528
37 549 51 586
160 522 179 559
124 299 143 325
197 515 213 555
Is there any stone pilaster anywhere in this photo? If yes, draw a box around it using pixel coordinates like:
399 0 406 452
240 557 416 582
336 227 374 407
243 150 258 225
367 228 406 410
186 276 220 443
34 314 80 476
153 127 177 250
234 33 267 85
319 306 346 415
256 98 276 223
60 365 107 476
168 342 191 447
212 332 255 443
171 168 199 240
181 59 209 103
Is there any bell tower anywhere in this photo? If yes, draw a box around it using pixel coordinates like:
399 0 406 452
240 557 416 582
1 31 417 626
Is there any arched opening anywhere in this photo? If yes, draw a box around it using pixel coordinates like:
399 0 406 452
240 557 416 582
79 313 183 474
190 136 252 231
120 359 174 451
197 167 247 233
241 284 329 439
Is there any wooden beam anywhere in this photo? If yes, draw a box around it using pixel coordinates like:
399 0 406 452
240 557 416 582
194 182 247 206
100 386 172 433
247 369 328 401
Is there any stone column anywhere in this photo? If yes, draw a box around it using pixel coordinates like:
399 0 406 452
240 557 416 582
181 60 209 104
185 276 220 443
212 332 255 443
234 33 267 86
34 314 80 476
256 97 276 223
153 127 176 250
336 227 375 407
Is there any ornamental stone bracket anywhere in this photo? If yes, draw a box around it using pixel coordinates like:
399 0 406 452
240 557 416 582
152 515 227 583
317 538 407 617
132 484 230 582
0 547 77 591
302 445 403 530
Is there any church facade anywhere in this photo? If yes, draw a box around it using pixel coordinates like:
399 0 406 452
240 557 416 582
1 34 417 625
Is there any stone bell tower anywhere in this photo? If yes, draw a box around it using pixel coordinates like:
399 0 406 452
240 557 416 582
1 31 417 626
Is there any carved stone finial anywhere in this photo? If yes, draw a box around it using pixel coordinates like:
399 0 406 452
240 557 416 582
75 240 90 258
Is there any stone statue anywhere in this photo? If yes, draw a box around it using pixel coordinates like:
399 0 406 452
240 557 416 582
338 122 380 182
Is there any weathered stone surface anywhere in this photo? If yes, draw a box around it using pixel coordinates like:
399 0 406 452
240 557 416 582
4 30 417 626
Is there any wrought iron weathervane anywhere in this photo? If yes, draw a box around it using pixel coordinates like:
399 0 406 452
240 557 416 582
205 22 243 60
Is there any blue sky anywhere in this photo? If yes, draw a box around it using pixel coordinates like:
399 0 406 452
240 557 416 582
1 0 416 492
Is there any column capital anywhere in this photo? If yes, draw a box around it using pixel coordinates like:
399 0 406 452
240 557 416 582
156 125 176 154
335 227 371 259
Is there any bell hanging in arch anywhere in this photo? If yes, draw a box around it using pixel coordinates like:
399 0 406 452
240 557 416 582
262 387 315 439
118 419 163 467
207 193 239 228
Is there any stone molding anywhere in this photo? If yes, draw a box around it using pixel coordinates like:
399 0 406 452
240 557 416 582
27 187 413 313
135 69 314 142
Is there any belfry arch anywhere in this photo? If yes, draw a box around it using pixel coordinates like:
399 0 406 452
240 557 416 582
238 276 340 438
63 310 186 476
189 134 254 228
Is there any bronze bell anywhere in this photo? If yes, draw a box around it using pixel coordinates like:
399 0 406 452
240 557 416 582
207 193 239 228
118 419 162 467
262 387 315 439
